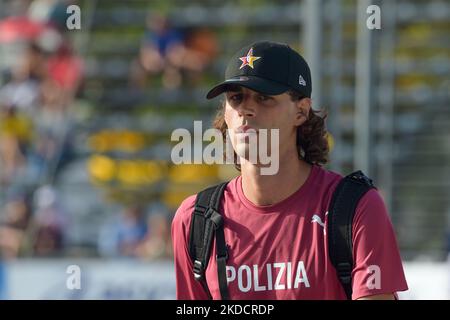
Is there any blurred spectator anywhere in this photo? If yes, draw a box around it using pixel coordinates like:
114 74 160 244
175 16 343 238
135 206 172 260
28 0 59 24
0 42 44 186
30 184 69 257
20 41 47 82
0 192 32 259
46 40 84 103
0 43 44 114
130 12 185 89
130 14 218 90
0 105 33 186
98 205 148 258
178 27 218 87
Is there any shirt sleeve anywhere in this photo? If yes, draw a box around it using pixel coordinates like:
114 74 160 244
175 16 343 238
171 195 211 300
351 189 409 300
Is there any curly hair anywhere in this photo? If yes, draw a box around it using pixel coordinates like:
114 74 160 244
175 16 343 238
212 90 329 170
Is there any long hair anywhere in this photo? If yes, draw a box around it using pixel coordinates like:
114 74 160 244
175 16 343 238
212 90 329 171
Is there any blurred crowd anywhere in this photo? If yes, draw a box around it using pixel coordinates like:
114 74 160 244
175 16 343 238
0 1 200 261
0 0 83 260
129 12 218 90
98 203 172 260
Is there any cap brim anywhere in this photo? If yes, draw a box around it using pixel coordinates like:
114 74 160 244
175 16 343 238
206 76 290 99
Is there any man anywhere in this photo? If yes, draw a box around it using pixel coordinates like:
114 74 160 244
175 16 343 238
171 41 408 300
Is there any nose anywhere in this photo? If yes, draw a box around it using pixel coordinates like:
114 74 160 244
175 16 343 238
237 97 256 118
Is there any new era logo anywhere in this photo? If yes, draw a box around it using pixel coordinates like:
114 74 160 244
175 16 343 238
299 75 306 86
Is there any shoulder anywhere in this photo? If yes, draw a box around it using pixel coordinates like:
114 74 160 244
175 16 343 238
317 167 390 224
324 168 391 227
311 165 343 186
172 194 197 230
353 188 391 227
171 178 237 229
310 165 344 201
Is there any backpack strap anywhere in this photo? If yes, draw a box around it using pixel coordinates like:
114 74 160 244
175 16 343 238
188 181 229 300
327 170 376 300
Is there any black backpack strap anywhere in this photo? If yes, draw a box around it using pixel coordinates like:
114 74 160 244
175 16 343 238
327 170 376 300
188 181 229 300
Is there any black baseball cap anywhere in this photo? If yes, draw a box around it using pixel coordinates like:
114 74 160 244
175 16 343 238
206 40 312 99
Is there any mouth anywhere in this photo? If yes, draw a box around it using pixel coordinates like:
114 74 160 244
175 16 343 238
235 125 257 134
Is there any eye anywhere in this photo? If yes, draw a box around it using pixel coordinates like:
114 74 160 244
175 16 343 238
258 94 271 102
227 93 242 104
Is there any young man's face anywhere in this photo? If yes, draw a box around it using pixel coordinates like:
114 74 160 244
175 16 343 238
224 86 310 167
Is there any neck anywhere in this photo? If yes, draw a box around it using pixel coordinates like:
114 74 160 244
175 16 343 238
240 148 312 206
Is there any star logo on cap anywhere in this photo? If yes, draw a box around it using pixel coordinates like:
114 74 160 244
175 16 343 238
239 48 261 69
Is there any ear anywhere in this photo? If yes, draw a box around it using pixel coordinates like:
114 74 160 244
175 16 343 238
294 97 311 126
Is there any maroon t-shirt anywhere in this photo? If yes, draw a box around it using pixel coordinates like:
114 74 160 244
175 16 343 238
171 165 408 299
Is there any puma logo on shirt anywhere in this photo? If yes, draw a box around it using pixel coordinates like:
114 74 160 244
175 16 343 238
311 215 325 228
311 211 328 234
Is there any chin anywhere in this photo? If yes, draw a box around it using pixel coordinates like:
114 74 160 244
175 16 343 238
235 143 267 165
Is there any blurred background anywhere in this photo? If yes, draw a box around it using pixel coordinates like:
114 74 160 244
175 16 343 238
0 0 448 299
